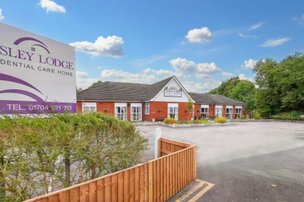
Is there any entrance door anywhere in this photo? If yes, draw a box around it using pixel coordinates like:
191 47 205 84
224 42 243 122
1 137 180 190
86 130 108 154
168 103 179 120
131 103 142 121
226 106 233 119
115 103 127 120
215 105 223 117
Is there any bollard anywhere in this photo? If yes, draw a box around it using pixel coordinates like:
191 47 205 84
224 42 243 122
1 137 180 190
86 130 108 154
155 127 162 158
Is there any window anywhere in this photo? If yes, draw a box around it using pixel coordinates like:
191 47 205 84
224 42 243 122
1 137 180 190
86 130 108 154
168 103 179 120
131 103 142 121
115 103 127 120
144 102 150 115
235 106 242 118
201 105 209 119
215 105 223 117
226 106 233 119
82 102 96 112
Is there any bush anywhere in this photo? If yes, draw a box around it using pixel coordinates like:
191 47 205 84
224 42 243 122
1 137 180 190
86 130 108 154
193 119 209 124
0 113 148 201
253 111 262 119
214 116 227 124
163 118 177 124
271 111 304 121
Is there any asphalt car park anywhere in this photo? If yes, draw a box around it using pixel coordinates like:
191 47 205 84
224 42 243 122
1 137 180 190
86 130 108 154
137 121 304 202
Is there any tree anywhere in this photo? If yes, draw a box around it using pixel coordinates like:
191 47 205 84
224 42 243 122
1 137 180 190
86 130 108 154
253 53 304 117
254 59 281 117
209 77 256 112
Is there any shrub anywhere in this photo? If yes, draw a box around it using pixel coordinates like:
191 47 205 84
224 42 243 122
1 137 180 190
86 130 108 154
193 119 209 124
253 111 262 120
214 116 227 124
163 118 177 124
271 111 304 121
0 113 148 201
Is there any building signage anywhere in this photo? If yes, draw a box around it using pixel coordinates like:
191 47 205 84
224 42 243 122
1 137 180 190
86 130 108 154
164 86 182 97
0 23 76 114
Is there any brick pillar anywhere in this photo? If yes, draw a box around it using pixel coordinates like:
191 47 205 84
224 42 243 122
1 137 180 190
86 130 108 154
127 103 131 121
223 105 226 117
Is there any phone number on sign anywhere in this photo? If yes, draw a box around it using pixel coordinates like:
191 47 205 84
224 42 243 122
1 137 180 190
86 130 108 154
7 103 73 112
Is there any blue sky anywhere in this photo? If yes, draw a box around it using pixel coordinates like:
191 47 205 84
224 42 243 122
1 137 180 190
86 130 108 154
1 0 304 92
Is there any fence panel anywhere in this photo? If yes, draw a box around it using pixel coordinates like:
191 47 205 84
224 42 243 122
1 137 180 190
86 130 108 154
25 138 197 202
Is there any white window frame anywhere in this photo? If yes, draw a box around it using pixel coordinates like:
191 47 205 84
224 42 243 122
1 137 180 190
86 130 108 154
201 105 209 116
144 102 150 115
235 106 242 118
82 102 97 112
168 103 179 120
131 103 142 121
115 103 127 120
226 105 233 119
215 105 223 117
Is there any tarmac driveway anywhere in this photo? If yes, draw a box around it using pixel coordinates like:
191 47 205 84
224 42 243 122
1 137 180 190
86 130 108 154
136 121 304 202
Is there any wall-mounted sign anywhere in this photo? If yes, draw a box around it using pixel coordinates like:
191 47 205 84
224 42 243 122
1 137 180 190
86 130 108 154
164 86 182 97
0 23 76 114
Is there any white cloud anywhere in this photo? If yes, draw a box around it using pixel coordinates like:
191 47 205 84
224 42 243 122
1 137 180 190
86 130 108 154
238 73 254 82
76 65 222 93
70 35 124 57
261 37 290 47
170 58 219 75
238 33 257 39
292 14 304 23
76 71 99 89
100 68 177 84
249 21 265 31
181 79 221 93
197 62 219 74
222 72 234 78
100 68 222 93
243 59 258 69
0 9 4 21
39 0 66 13
170 58 196 72
186 27 212 43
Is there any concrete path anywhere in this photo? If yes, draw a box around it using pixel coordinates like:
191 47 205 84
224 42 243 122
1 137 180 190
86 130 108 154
137 122 304 202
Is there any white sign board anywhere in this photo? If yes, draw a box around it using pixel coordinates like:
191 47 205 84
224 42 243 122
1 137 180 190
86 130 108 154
0 23 76 114
164 86 182 97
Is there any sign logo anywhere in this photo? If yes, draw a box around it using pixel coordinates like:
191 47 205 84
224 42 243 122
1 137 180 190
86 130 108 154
14 37 51 54
164 86 182 97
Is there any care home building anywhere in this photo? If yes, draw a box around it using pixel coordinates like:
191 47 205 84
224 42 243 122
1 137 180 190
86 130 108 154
77 76 244 121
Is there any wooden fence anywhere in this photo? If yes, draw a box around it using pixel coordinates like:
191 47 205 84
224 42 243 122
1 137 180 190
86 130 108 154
25 138 197 202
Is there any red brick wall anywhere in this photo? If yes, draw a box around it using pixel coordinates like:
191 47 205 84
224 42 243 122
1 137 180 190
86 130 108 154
143 101 167 121
76 101 115 116
97 102 115 116
209 104 215 117
178 102 193 121
222 105 226 117
77 101 82 113
194 104 201 120
78 101 237 121
142 101 194 121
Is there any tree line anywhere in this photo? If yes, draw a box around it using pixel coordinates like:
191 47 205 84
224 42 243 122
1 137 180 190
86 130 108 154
209 53 304 118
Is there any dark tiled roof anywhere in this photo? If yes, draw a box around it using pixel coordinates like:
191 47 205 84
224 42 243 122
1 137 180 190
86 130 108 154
189 93 244 105
189 93 214 104
145 76 174 100
77 76 174 102
77 76 244 105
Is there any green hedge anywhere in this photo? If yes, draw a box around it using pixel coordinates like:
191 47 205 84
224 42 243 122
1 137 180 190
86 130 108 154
0 113 147 201
271 111 304 121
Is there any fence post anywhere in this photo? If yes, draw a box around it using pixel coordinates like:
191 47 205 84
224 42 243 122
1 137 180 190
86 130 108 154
155 127 162 158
